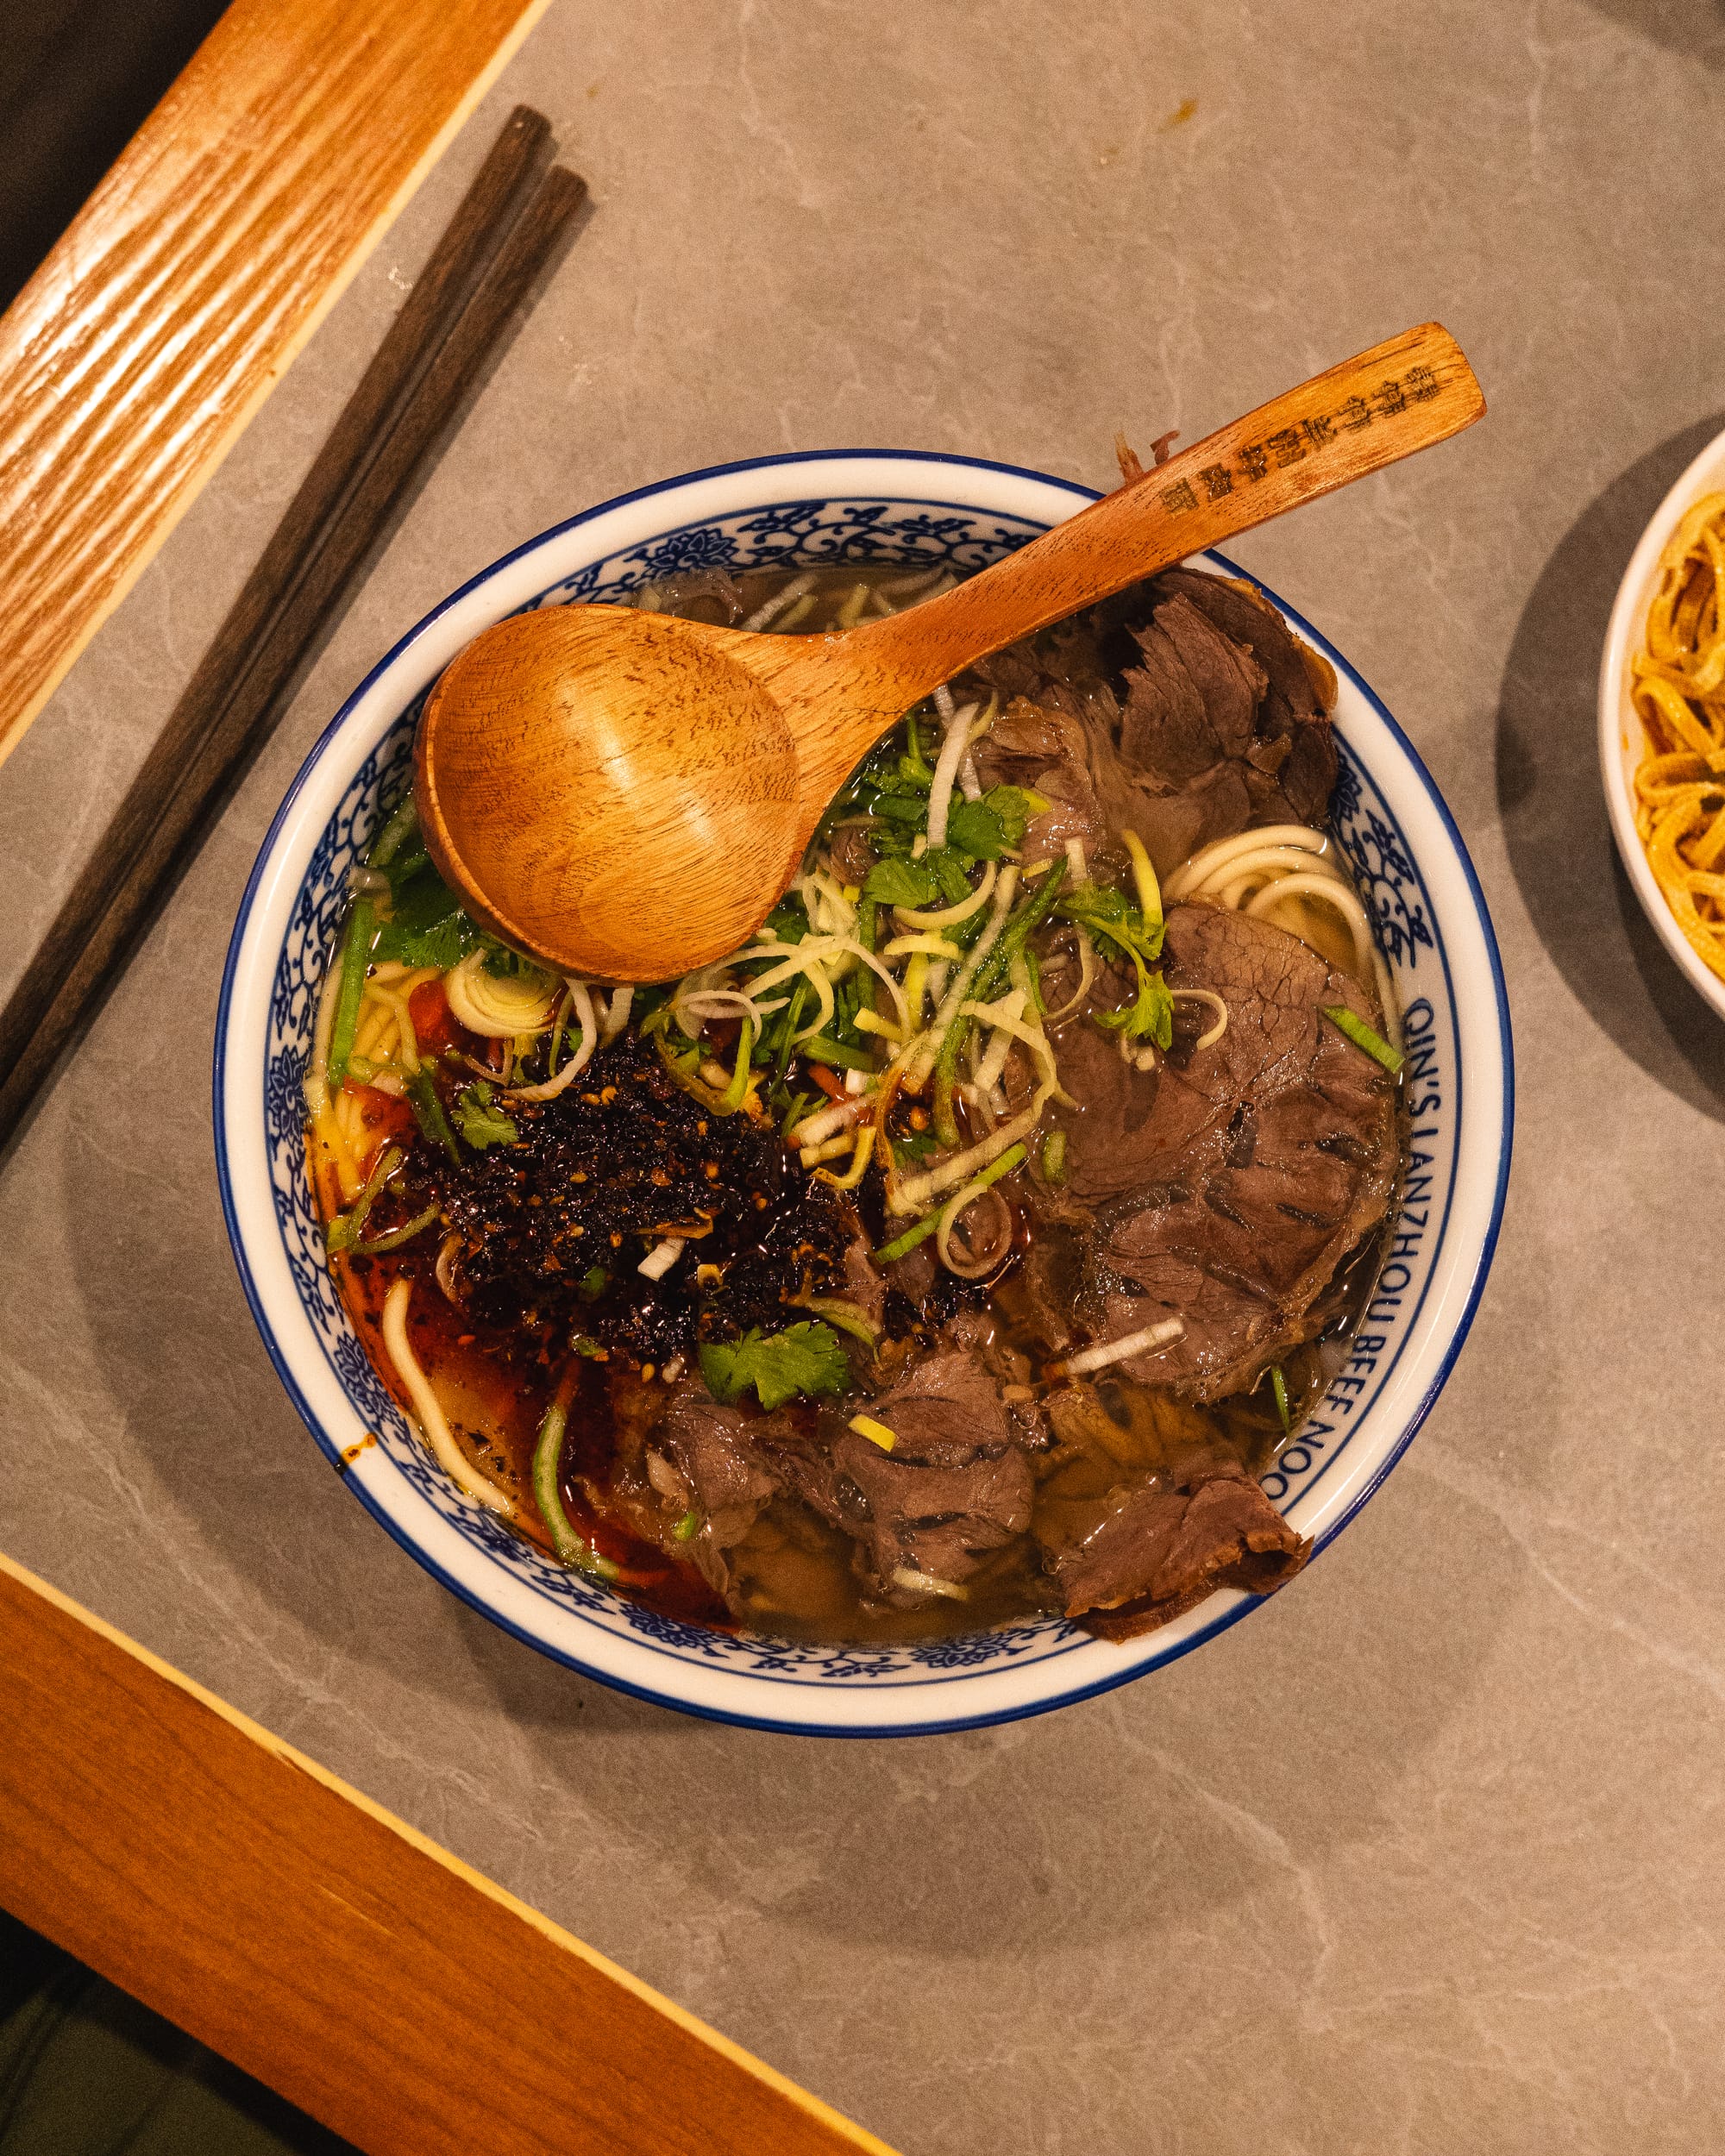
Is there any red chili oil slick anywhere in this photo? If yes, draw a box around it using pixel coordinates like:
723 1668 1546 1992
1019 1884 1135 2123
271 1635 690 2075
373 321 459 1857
313 1103 731 1631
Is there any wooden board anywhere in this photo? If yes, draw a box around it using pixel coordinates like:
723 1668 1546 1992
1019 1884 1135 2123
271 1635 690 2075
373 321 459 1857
0 1553 896 2156
0 0 553 764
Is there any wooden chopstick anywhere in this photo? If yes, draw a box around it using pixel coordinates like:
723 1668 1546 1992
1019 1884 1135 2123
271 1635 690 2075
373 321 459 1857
0 140 585 1150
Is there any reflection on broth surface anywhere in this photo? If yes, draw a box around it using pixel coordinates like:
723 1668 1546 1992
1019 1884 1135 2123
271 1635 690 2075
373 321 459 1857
308 557 1405 1644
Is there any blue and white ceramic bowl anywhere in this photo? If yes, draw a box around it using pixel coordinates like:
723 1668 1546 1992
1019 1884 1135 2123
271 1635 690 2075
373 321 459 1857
216 452 1514 1737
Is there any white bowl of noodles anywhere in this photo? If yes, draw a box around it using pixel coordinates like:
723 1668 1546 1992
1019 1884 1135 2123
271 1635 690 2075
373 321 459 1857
1599 423 1725 1024
216 450 1514 1737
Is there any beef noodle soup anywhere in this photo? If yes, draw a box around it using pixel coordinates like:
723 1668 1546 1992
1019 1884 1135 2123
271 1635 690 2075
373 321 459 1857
304 559 1406 1645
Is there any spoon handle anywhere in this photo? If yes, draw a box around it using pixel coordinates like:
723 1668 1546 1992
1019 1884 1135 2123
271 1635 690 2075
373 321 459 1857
780 321 1484 808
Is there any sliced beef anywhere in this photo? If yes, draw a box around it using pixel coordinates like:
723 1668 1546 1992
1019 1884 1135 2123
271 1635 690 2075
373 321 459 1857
971 696 1109 861
1051 903 1397 1401
1148 569 1336 827
966 567 1337 874
758 1350 1036 1603
1038 1460 1309 1637
633 1388 784 1596
1118 593 1265 776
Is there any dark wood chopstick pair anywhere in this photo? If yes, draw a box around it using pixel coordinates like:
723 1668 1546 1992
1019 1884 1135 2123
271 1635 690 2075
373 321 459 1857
0 107 586 1150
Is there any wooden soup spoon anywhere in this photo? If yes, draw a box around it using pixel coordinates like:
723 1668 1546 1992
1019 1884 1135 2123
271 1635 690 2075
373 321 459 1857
416 321 1483 981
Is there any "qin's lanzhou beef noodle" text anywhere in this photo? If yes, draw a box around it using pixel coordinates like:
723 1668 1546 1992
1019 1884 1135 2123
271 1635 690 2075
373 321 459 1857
304 554 1407 1645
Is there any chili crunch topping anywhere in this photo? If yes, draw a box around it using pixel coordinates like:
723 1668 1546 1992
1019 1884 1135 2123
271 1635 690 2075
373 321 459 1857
433 1031 854 1363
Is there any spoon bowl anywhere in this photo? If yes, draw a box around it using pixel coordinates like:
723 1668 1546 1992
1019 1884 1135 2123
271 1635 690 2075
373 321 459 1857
418 323 1484 981
416 604 804 976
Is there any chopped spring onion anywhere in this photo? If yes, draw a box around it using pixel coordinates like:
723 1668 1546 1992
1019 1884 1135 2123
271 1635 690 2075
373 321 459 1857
1042 925 1097 1026
405 1069 461 1164
793 1296 879 1347
780 1089 817 1136
800 1133 856 1169
785 1095 866 1149
971 987 1027 1092
718 1018 756 1113
1041 1129 1067 1183
367 791 421 869
1320 1005 1404 1074
875 1141 1025 1263
835 581 871 630
925 699 978 849
509 979 598 1100
797 1034 876 1073
905 867 1020 1095
849 1414 898 1451
354 1202 440 1256
1271 1365 1292 1434
603 984 634 1041
814 1125 876 1190
882 932 965 962
444 949 558 1038
324 1144 402 1253
381 1277 513 1516
325 898 376 1088
935 1179 1012 1280
1046 1317 1185 1380
741 569 815 632
890 1566 969 1601
637 1237 686 1282
673 1509 700 1541
532 1397 619 1576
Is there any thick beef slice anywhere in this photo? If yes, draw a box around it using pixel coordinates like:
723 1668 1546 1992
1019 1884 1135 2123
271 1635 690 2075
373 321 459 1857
1054 906 1327 1209
760 1350 1035 1601
1148 568 1336 825
865 1350 1012 1454
967 567 1336 871
826 1433 1032 1591
972 697 1109 860
1038 1460 1308 1627
1149 570 1321 729
1051 903 1396 1401
1118 593 1265 777
640 1389 782 1595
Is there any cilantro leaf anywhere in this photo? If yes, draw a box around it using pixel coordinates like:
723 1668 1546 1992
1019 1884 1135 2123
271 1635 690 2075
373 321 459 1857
372 862 479 968
453 1080 519 1150
861 856 941 909
699 1321 850 1412
762 892 809 943
945 785 1044 861
1057 880 1173 1048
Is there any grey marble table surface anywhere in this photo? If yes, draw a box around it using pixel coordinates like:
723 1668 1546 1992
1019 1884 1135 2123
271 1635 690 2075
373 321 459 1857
4 3 1722 2150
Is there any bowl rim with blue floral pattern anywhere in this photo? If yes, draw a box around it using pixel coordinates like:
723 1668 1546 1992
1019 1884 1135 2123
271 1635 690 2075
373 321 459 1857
215 448 1515 1738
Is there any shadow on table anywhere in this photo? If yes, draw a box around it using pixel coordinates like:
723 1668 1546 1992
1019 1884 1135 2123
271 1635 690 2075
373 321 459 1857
464 1456 1527 1958
1496 411 1725 1124
1578 0 1725 63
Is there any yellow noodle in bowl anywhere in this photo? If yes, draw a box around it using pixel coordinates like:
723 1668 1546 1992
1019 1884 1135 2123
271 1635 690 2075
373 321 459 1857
1630 491 1725 983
